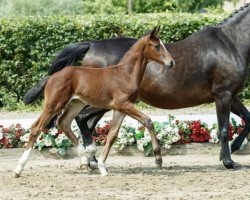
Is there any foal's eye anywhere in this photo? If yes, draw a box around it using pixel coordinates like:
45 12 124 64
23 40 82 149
154 44 160 52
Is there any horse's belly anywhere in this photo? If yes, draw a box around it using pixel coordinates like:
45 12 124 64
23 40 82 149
138 77 213 109
139 90 213 109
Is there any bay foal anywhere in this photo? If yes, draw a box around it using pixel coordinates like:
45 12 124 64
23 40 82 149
14 27 174 177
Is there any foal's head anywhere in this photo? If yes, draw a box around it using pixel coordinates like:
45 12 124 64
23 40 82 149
144 27 175 68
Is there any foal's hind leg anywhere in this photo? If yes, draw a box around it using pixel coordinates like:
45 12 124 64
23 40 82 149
14 109 56 177
230 98 250 153
98 110 126 176
56 100 89 168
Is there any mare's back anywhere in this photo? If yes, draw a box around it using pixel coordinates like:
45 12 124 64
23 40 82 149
85 37 137 66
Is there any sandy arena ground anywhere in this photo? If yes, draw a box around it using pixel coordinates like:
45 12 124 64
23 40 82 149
0 150 250 200
1 106 250 200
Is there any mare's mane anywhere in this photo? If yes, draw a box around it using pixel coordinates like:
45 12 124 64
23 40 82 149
218 3 250 25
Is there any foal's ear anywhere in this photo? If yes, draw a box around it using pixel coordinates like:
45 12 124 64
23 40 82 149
150 26 160 38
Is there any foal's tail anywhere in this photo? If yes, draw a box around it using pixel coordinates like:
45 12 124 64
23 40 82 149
23 41 92 104
48 42 92 75
23 77 50 104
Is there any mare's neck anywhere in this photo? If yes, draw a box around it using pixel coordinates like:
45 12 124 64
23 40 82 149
221 6 250 63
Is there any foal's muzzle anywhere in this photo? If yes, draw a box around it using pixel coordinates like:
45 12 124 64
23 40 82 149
164 60 175 68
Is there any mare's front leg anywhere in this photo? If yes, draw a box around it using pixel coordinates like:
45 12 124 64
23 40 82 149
214 92 241 169
98 110 125 176
230 98 250 153
75 106 109 169
120 103 162 168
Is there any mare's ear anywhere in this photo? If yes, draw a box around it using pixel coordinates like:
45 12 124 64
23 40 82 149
150 26 160 38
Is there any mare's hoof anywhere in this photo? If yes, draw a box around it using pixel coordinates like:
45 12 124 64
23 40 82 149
89 161 98 171
14 173 20 178
223 160 243 170
87 156 98 171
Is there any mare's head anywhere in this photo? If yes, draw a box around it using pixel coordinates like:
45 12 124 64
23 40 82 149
144 27 175 68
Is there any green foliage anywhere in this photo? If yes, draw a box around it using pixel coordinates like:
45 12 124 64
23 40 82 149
82 0 127 14
82 0 225 14
0 13 249 110
81 0 171 14
165 0 224 13
132 0 170 13
0 0 84 16
0 0 228 16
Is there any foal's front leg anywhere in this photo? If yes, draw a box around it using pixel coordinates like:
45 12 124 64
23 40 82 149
98 110 126 176
120 103 162 168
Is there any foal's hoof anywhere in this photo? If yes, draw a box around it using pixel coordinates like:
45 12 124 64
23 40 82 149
14 173 21 178
100 171 108 176
155 158 163 169
98 162 108 176
155 163 162 169
223 160 243 170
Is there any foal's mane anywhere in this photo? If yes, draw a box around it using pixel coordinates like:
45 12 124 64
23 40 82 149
218 3 250 25
118 35 149 64
118 33 160 65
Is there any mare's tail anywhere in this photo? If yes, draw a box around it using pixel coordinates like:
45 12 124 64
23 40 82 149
23 77 50 104
23 42 92 105
48 42 92 75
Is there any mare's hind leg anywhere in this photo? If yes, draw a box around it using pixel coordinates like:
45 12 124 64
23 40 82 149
214 92 241 170
98 110 126 176
56 100 89 168
230 98 250 153
14 109 56 177
75 106 109 169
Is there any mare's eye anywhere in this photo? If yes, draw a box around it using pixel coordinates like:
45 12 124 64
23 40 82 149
155 44 160 52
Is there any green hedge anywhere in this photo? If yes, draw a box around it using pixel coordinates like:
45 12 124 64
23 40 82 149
0 13 249 109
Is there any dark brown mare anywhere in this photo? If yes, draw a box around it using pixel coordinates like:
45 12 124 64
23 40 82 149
15 27 174 177
24 4 250 170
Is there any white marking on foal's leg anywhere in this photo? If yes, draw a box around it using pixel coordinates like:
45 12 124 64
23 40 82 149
98 155 108 176
86 142 98 169
14 148 32 177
